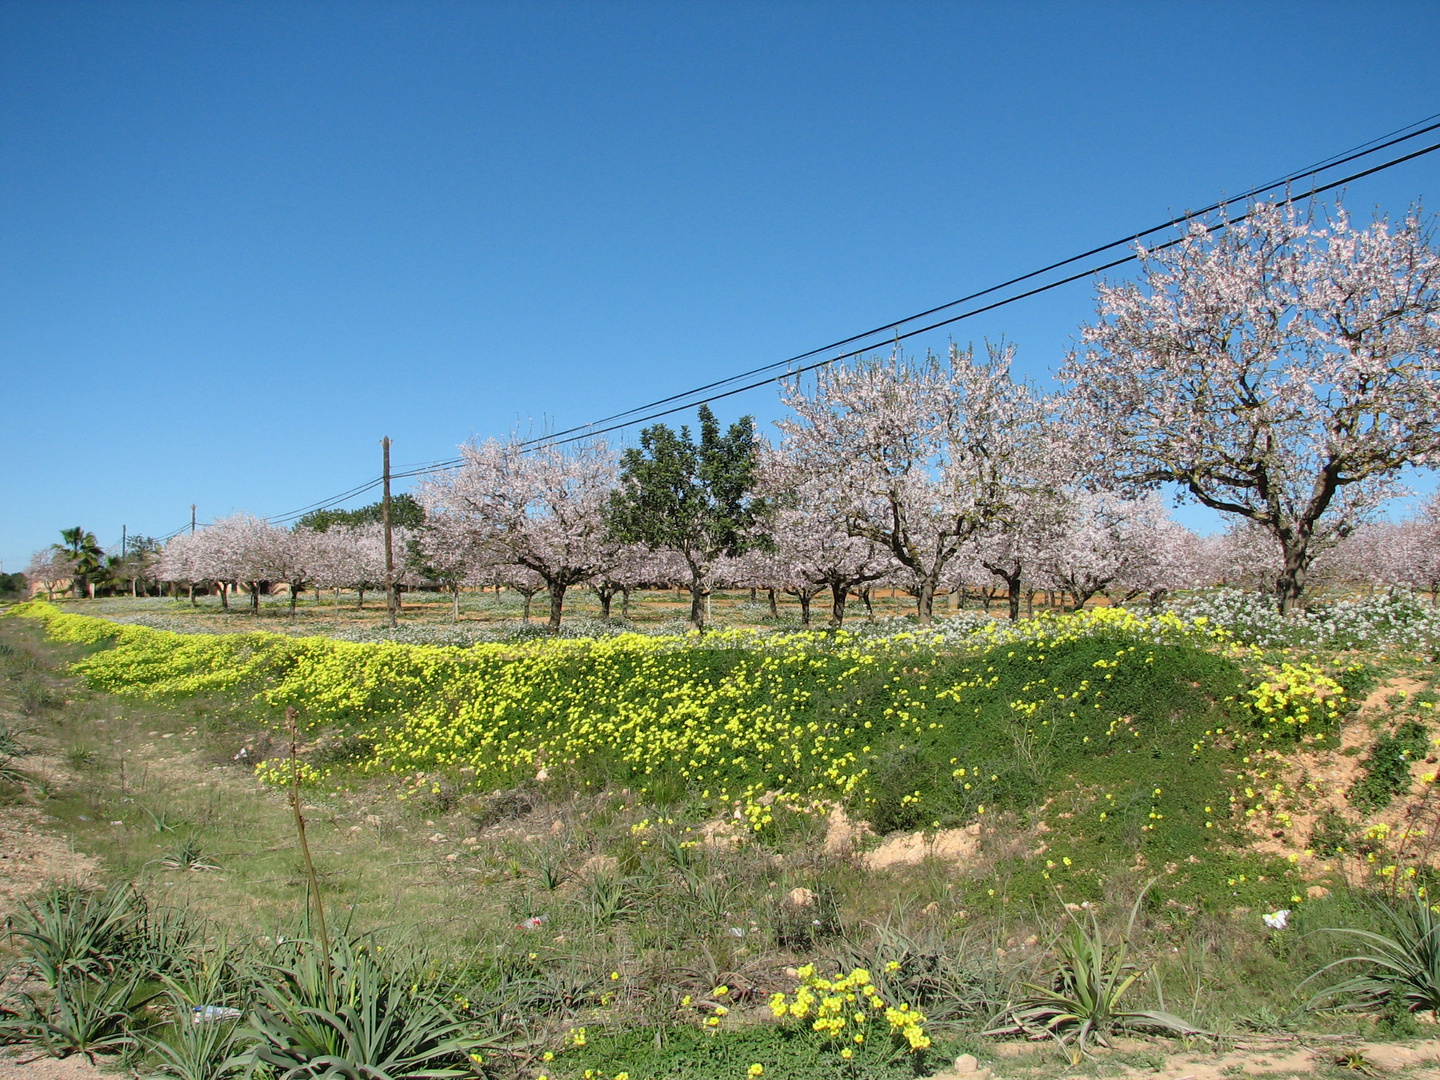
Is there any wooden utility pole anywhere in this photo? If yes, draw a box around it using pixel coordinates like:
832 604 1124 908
382 437 397 627
190 505 197 534
121 525 127 559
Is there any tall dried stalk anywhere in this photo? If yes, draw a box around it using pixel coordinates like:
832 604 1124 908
286 705 334 1010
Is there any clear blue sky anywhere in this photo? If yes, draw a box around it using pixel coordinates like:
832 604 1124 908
3 0 1439 571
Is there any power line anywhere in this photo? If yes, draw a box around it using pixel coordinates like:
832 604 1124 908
514 112 1440 449
164 117 1440 528
465 133 1440 457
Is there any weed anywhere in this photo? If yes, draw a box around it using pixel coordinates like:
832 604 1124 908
156 838 222 873
141 988 248 1080
1351 721 1430 813
580 870 636 928
8 885 149 988
1311 809 1355 857
144 806 187 833
0 720 31 757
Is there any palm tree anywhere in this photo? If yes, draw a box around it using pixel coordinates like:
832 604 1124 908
53 527 105 599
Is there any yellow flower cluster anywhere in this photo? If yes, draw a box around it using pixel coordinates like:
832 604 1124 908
1244 662 1347 736
768 964 930 1058
11 600 1221 824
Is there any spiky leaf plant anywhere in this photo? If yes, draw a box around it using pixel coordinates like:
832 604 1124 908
987 892 1204 1062
241 936 493 1080
1309 888 1440 1017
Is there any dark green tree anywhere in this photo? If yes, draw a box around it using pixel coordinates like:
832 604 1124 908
296 494 424 532
52 527 105 599
607 404 766 629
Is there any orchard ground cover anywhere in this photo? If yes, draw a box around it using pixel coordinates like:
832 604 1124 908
5 596 1440 1079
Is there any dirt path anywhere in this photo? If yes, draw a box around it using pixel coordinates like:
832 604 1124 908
930 1038 1440 1079
0 1051 112 1080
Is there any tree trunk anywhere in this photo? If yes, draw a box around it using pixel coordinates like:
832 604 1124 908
220 582 229 611
1026 589 1036 618
452 586 460 623
749 586 757 602
522 593 534 621
1276 538 1311 615
830 582 848 627
188 584 195 606
689 582 705 631
621 587 631 618
916 579 935 625
766 588 777 617
797 593 811 627
357 588 365 609
547 581 567 633
1007 576 1022 621
290 586 300 618
860 586 874 620
250 584 260 614
597 588 613 620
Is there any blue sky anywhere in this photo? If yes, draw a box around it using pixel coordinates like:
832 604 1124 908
3 0 1439 571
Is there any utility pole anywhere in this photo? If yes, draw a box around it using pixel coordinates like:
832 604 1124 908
382 437 397 627
121 525 127 559
191 505 197 534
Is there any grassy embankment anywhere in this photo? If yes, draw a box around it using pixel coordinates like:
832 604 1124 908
2 598 1437 1078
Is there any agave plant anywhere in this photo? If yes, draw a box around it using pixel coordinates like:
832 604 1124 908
1307 888 1440 1017
8 885 145 988
156 838 222 873
240 936 497 1080
987 895 1203 1062
0 967 160 1061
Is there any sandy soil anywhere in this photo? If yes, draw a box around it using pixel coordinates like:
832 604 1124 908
930 1037 1440 1079
0 798 100 919
0 1050 114 1080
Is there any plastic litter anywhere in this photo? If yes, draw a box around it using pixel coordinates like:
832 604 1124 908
192 1005 242 1024
516 916 546 930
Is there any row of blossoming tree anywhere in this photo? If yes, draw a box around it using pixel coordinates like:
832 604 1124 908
34 198 1440 630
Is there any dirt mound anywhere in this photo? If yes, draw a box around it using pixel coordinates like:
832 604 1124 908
863 823 981 870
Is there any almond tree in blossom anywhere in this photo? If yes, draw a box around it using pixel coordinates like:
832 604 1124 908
1036 492 1179 610
588 543 651 621
966 482 1070 620
780 343 1049 625
172 514 268 611
412 514 489 623
1061 200 1440 612
759 450 896 626
268 528 322 618
418 439 618 632
25 548 73 600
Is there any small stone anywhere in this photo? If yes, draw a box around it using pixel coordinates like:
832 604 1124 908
1307 884 1331 899
954 1053 979 1073
785 887 816 909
